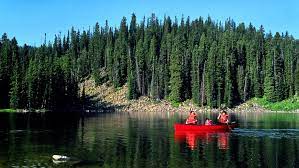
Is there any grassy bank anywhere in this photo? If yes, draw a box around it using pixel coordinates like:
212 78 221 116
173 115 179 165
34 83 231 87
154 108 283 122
0 109 17 113
252 96 299 111
0 109 48 113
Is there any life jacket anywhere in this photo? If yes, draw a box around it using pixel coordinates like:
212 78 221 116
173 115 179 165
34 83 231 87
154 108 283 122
219 114 228 124
186 118 197 124
186 112 197 124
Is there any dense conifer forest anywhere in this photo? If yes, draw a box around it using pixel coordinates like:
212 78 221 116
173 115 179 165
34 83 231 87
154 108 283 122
0 14 298 110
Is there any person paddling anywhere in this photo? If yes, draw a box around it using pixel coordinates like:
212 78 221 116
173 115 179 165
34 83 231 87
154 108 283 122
217 110 229 124
185 109 197 125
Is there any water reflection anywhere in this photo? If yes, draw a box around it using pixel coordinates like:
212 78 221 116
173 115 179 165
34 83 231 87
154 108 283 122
0 111 299 167
175 131 230 150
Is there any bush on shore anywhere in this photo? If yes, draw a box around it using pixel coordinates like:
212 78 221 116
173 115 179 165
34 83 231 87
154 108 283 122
252 96 299 111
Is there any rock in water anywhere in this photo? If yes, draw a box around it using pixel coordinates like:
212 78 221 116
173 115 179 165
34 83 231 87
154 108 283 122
52 155 70 164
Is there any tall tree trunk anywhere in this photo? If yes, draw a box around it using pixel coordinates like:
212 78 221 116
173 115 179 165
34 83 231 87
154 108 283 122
201 63 206 107
243 74 247 102
135 53 141 93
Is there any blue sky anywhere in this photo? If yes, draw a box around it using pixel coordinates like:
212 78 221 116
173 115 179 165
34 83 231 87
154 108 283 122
0 0 298 46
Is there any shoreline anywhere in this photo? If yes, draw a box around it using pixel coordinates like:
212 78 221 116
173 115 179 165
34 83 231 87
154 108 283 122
2 79 297 114
0 109 49 113
80 79 299 114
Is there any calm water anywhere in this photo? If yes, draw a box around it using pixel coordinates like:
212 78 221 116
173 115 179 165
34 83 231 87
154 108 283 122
0 111 299 168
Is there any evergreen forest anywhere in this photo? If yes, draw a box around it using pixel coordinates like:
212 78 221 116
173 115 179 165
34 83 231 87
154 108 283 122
0 14 298 110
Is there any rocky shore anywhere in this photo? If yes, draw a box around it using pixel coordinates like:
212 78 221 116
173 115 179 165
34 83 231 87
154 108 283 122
80 79 275 114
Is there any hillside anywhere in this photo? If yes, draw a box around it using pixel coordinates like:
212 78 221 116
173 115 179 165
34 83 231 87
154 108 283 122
79 78 275 114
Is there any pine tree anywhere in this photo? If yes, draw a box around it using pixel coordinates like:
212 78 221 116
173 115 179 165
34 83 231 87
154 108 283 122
127 14 139 99
26 57 38 109
113 17 128 87
264 47 276 102
113 34 122 87
254 26 265 98
180 17 192 101
215 41 225 107
119 17 128 85
192 33 206 105
149 35 159 98
206 41 218 107
283 33 296 97
135 37 145 95
0 33 11 108
9 38 21 108
106 27 114 81
192 44 200 105
295 59 299 96
158 16 172 99
70 27 79 59
273 33 285 101
19 44 30 108
91 22 102 72
224 51 235 107
162 26 173 99
77 48 89 79
63 31 70 53
142 26 151 95
169 29 183 102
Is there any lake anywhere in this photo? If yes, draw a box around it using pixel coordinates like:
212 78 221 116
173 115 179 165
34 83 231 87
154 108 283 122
0 111 298 167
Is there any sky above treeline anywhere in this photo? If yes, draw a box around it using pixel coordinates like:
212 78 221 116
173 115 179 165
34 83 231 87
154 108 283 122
0 0 298 46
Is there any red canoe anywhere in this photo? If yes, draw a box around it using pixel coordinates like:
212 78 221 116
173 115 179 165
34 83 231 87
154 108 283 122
174 123 237 132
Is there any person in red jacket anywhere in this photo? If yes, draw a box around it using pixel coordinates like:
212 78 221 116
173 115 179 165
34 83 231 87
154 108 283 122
217 110 229 124
185 110 197 125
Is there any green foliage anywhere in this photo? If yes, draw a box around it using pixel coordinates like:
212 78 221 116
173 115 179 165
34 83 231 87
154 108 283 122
264 47 276 102
191 44 200 105
0 14 298 111
127 13 139 100
295 59 299 96
167 98 180 108
149 36 159 98
169 29 184 102
135 38 146 95
253 96 299 111
0 34 11 108
9 63 20 108
0 109 16 112
158 18 172 99
93 69 109 86
206 41 218 107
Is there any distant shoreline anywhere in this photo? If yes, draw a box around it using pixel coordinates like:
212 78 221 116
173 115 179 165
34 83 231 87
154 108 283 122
1 79 297 113
1 102 298 114
79 79 299 114
0 109 47 113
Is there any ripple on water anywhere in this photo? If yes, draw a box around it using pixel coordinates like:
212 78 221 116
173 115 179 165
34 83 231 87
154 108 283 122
232 128 299 139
